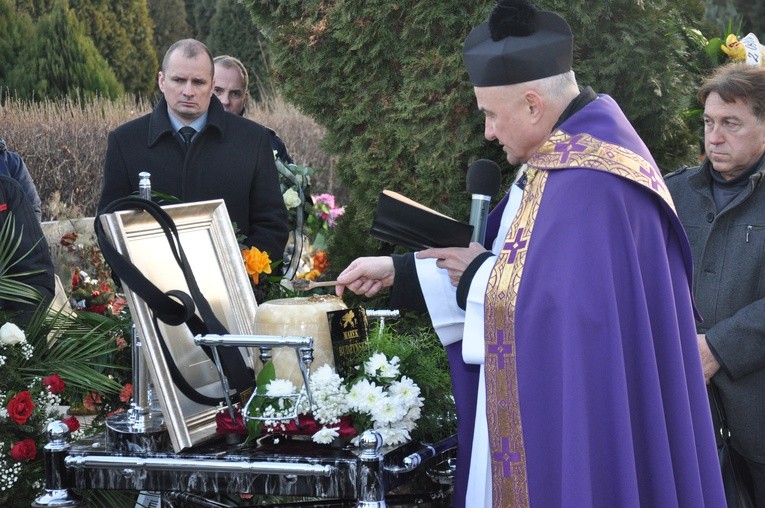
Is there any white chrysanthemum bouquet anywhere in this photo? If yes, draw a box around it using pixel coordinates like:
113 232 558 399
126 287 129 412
243 352 424 447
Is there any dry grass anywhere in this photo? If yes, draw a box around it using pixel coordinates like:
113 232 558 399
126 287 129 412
1 95 336 221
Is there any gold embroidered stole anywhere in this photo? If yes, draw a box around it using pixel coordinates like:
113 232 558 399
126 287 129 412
484 130 673 505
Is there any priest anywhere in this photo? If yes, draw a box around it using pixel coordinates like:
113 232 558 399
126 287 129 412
336 0 726 506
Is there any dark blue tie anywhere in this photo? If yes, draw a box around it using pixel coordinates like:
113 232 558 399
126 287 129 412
179 126 195 149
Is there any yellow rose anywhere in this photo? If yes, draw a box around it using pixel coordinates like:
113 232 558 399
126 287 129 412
242 247 272 284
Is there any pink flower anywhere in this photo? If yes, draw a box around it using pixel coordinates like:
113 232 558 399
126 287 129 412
313 193 336 208
82 392 102 411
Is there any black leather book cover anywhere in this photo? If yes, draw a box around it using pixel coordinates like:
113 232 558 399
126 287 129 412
370 190 473 250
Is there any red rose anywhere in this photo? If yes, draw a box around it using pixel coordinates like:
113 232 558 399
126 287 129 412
62 415 80 432
7 391 35 425
43 373 66 394
10 439 37 461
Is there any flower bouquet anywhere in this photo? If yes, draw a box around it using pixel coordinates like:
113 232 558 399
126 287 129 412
238 351 424 448
0 320 106 505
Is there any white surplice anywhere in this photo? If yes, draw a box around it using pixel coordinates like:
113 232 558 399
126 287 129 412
414 179 524 507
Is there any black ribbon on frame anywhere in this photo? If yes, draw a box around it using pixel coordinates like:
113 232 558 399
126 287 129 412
94 197 253 406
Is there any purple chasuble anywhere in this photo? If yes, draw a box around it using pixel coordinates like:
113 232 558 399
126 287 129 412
479 95 725 506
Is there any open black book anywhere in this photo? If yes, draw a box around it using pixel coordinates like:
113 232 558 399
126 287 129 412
370 190 473 250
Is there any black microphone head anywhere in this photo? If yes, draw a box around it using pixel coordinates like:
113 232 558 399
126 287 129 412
466 159 501 196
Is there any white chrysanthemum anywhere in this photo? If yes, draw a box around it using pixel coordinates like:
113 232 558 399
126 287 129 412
364 352 388 377
388 376 422 408
282 188 302 209
378 355 401 379
347 379 384 413
312 426 339 445
0 323 26 346
265 378 297 397
370 396 407 426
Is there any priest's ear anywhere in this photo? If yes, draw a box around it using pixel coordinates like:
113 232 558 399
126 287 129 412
523 90 545 123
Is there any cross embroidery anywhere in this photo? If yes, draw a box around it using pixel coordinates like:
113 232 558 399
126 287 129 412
639 164 662 191
488 329 511 369
492 436 522 478
555 134 586 164
503 228 526 264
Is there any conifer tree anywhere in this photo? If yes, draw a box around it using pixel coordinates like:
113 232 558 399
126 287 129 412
148 0 192 59
208 0 272 101
68 0 158 96
0 1 34 93
244 0 706 273
6 1 123 100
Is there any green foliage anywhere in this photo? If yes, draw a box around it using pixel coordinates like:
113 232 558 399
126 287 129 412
542 0 707 171
148 0 192 59
68 0 158 96
0 213 45 306
208 0 273 101
13 0 56 18
185 0 217 42
246 0 709 278
245 1 501 275
5 1 123 100
0 1 34 92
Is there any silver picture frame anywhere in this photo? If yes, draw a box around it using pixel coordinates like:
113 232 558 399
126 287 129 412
98 199 258 451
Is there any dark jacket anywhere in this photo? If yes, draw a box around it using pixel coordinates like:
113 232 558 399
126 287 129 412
0 138 43 222
666 158 765 462
0 175 54 321
98 95 289 261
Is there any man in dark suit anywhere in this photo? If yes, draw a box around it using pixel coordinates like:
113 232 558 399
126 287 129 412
98 39 289 262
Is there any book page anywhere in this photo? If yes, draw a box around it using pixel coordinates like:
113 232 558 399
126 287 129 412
382 190 458 220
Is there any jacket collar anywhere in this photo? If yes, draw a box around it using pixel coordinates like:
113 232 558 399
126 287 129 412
689 154 765 201
147 95 227 147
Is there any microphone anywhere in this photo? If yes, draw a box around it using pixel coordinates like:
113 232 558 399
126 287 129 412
466 159 501 245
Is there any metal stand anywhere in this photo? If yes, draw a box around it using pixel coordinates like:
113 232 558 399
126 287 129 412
105 324 167 452
365 310 400 337
194 334 316 419
32 422 85 508
357 430 386 508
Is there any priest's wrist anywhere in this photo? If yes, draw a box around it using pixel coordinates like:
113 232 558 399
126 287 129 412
456 251 494 310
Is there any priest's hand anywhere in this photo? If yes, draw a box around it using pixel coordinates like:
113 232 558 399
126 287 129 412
416 242 487 287
336 256 395 298
697 334 720 383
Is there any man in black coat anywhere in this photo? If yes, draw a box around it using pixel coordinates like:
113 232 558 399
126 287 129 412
0 175 54 323
98 39 289 262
